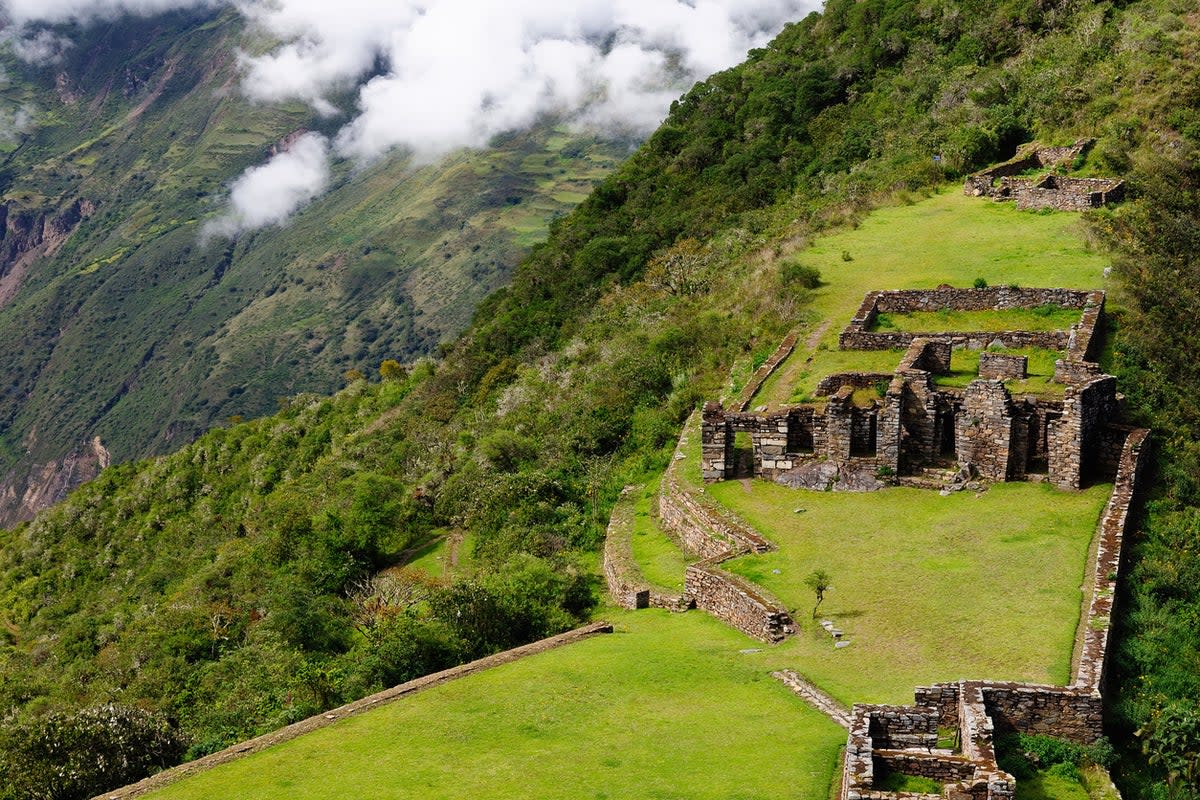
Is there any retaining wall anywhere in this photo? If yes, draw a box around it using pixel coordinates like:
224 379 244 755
602 488 692 612
685 559 794 643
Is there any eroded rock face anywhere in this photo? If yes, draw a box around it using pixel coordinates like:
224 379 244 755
0 436 110 527
0 199 95 308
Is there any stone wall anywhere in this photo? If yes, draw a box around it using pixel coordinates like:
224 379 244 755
1048 375 1118 489
1074 427 1150 693
874 751 977 784
737 331 798 411
963 139 1094 198
873 287 1095 314
978 354 1026 380
866 705 938 749
957 380 1015 481
603 487 693 612
898 338 952 374
841 329 1070 352
816 372 895 397
685 559 794 643
838 288 1101 353
981 683 1103 744
1011 176 1125 211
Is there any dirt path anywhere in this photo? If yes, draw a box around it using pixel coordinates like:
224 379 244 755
752 320 833 410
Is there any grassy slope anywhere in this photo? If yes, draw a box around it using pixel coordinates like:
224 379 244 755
145 611 844 800
713 480 1109 704
756 189 1108 408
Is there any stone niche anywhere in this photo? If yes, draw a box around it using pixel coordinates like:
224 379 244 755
978 353 1027 380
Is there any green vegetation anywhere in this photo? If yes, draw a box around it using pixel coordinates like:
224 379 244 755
998 733 1117 800
628 480 695 593
1091 144 1200 799
0 12 627 521
934 347 1063 396
1 0 1198 796
871 306 1080 333
143 611 844 800
875 772 944 794
708 481 1109 704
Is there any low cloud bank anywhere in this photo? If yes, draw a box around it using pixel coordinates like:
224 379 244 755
1 0 820 234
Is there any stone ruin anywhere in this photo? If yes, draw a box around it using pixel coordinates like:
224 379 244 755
702 287 1121 492
964 139 1124 211
840 427 1147 800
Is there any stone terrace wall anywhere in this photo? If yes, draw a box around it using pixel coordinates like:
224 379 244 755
737 331 798 411
685 559 794 643
659 471 772 556
1075 427 1150 692
838 288 1101 353
602 487 692 612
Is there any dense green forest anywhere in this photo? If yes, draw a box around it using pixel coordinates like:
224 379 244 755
1 0 1198 797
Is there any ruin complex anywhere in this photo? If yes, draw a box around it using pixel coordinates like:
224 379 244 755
963 139 1124 210
701 287 1122 492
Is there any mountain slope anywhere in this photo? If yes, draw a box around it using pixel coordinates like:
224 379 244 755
0 8 626 525
1 0 1198 798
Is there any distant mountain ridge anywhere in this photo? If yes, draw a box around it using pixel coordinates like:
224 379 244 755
0 8 626 524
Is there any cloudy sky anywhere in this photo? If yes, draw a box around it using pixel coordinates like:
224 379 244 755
1 0 821 234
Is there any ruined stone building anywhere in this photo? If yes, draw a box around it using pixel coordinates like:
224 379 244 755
963 138 1124 211
702 287 1127 491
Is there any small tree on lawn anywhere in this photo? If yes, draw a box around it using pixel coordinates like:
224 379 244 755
805 569 832 618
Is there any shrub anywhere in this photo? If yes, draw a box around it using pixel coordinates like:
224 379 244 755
973 277 988 289
0 704 187 800
780 261 823 289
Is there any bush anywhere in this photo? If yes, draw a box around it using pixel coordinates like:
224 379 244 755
780 261 823 289
973 277 988 289
0 704 187 800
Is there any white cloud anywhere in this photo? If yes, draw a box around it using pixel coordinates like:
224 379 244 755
202 132 330 238
1 0 216 26
9 29 73 63
3 0 820 231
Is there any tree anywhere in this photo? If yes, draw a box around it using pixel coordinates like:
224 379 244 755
1138 701 1200 798
0 704 186 800
645 238 713 296
804 569 832 618
379 359 407 381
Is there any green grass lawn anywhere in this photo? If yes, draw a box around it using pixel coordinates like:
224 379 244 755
628 479 696 593
144 611 845 800
934 347 1064 396
871 306 1080 334
755 188 1107 409
705 480 1110 705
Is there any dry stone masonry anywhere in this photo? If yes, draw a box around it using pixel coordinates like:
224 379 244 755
840 427 1148 800
601 454 796 643
963 140 1124 211
703 288 1118 491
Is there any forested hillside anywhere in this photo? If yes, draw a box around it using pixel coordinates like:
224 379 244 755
0 7 626 525
1 1 1198 798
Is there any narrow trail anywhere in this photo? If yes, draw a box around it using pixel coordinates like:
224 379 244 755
772 669 852 729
